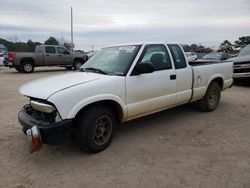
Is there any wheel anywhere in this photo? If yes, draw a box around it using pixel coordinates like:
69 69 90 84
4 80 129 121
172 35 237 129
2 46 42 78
73 60 83 70
197 81 221 112
21 62 34 73
65 66 72 70
15 67 23 72
76 105 116 153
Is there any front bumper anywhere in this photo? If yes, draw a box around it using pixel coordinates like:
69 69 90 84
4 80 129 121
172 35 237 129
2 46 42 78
18 108 73 145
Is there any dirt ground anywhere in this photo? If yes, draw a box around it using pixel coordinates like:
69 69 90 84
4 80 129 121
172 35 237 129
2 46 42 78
0 66 250 188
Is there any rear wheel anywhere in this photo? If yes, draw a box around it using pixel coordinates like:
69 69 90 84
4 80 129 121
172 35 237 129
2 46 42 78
21 62 34 73
73 60 83 70
76 105 116 153
197 81 221 112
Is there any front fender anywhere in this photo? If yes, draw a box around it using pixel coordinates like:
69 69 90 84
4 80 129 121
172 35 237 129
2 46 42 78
67 94 127 120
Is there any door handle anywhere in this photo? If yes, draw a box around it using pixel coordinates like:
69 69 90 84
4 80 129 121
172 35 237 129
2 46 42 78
58 55 62 57
45 54 50 56
170 75 176 80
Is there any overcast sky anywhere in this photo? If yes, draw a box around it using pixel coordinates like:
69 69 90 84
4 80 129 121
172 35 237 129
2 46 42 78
0 0 250 50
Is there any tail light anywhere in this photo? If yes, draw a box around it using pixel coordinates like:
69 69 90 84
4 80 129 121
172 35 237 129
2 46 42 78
8 52 14 61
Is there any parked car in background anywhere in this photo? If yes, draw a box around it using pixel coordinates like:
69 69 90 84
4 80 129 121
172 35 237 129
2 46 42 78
74 50 84 54
0 51 7 66
4 45 87 73
0 52 5 66
185 52 198 62
18 42 233 153
229 44 250 80
196 52 232 62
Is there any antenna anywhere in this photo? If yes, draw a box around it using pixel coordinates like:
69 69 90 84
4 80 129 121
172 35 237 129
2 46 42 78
71 7 73 44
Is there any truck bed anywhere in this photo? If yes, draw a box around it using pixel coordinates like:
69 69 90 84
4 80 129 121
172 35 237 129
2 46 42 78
190 60 233 102
189 61 229 66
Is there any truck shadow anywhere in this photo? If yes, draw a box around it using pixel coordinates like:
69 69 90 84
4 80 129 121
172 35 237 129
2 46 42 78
233 80 250 87
38 103 199 157
4 68 74 74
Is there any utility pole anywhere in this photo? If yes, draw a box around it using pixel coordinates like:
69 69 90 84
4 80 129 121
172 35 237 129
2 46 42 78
71 7 74 50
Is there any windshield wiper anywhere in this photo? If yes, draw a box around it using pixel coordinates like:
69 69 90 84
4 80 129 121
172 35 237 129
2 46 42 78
84 67 108 75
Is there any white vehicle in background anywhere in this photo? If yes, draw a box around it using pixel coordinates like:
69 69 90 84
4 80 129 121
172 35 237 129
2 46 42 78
18 42 233 153
185 52 198 62
0 52 6 66
197 52 232 62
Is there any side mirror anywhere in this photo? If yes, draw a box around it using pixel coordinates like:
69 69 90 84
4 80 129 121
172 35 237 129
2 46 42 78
135 62 154 75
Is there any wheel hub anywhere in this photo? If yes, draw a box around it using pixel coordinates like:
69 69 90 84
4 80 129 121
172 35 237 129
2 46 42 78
24 64 32 72
92 116 112 145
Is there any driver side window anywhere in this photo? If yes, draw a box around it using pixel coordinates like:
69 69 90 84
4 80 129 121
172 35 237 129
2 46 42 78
57 47 70 54
139 45 172 71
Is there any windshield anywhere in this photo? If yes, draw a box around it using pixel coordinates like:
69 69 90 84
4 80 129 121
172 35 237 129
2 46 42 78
238 44 250 56
81 45 141 76
202 53 221 60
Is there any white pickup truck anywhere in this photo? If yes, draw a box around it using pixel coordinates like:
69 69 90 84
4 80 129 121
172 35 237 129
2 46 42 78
18 43 233 153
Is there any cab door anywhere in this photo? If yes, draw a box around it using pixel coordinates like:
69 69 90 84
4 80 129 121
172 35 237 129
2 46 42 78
44 46 58 65
57 47 72 65
126 44 177 118
167 44 193 105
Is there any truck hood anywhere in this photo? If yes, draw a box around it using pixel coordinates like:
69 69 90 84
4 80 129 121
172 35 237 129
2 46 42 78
228 55 250 63
19 72 107 100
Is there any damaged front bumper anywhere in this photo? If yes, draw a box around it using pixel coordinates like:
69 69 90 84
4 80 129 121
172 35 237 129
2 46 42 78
18 105 73 152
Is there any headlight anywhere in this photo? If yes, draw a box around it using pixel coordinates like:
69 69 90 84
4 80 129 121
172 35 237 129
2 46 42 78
30 100 56 113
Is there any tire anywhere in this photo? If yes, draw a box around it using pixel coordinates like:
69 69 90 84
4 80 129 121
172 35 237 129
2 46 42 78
197 81 221 112
76 105 116 153
15 67 23 73
65 66 73 70
21 62 34 73
73 60 83 70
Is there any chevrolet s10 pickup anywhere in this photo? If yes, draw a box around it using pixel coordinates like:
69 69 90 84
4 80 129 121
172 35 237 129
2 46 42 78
18 43 233 153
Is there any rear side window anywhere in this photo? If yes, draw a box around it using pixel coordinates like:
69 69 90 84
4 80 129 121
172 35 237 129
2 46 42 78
45 46 56 54
35 46 42 53
168 44 187 69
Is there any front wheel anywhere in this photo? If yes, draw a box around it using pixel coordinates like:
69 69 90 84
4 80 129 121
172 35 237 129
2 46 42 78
197 81 221 112
73 60 83 70
76 105 116 153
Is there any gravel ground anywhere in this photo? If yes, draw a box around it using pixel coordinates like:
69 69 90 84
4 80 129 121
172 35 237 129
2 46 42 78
0 67 250 188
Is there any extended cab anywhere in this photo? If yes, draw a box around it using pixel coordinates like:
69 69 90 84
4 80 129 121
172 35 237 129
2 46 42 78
4 45 87 73
18 43 233 153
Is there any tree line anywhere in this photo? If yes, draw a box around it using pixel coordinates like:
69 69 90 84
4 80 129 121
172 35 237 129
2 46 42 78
1 35 250 53
183 36 250 54
0 37 59 52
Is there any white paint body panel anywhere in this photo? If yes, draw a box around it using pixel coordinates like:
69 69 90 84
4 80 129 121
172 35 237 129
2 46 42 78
19 43 233 121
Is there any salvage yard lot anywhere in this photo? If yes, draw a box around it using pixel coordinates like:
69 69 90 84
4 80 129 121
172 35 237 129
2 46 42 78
0 67 250 188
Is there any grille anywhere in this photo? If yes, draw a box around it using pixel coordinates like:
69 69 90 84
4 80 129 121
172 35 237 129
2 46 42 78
234 68 250 73
24 104 57 123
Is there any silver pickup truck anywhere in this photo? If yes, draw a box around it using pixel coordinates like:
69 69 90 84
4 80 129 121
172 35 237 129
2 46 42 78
4 45 87 73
